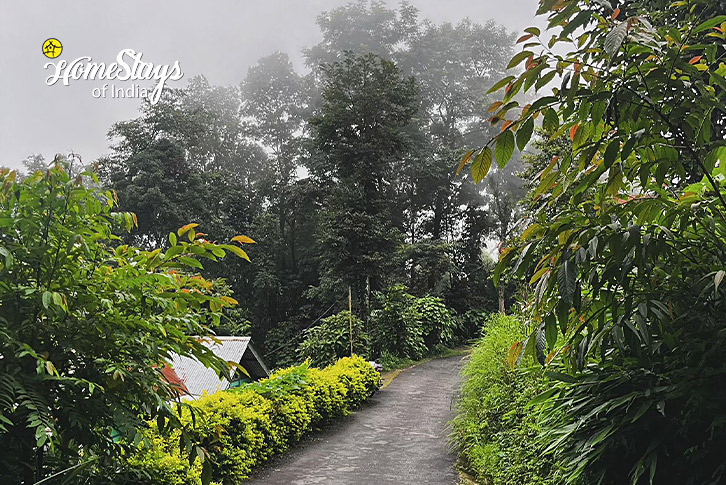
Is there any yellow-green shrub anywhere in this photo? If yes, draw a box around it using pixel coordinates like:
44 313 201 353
126 355 379 484
126 430 203 485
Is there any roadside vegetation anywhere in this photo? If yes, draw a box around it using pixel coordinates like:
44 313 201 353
126 356 379 485
453 314 562 484
454 0 726 483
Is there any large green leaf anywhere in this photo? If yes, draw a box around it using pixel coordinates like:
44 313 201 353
487 76 515 94
495 130 516 168
507 51 534 69
517 117 535 151
604 21 628 58
557 255 576 306
472 147 493 183
543 108 559 134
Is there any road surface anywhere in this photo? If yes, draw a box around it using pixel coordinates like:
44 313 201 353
251 355 464 484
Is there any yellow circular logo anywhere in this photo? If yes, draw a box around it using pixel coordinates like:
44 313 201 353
42 38 62 58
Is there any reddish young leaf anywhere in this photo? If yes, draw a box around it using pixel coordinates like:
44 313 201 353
517 33 534 43
570 124 580 140
487 101 503 113
456 149 476 175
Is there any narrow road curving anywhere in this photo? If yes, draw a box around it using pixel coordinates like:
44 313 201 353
251 355 464 484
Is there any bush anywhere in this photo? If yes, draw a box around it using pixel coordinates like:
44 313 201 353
264 321 303 369
298 311 368 367
451 314 562 484
455 309 490 341
410 296 455 348
125 355 379 484
369 285 426 360
378 351 415 372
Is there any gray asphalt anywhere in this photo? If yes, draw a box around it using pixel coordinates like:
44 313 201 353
251 355 464 485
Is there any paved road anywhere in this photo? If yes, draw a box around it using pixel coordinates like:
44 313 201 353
251 355 464 485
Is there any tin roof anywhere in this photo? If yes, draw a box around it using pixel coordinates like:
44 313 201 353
169 336 269 399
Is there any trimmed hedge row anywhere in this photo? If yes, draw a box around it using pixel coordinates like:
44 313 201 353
127 355 379 484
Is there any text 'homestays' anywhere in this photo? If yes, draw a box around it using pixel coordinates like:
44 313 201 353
44 48 183 104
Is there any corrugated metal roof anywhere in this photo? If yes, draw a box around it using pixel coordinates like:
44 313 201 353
169 336 269 400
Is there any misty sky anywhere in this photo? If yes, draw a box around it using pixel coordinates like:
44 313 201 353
0 0 543 169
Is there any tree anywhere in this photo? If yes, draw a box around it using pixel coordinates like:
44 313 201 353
465 0 726 481
105 139 215 248
309 53 418 316
400 19 516 245
482 163 527 312
240 53 310 299
103 77 268 246
241 52 305 182
109 76 267 179
20 154 48 176
0 162 253 483
303 0 420 68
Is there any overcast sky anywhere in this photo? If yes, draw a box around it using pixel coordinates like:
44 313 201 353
0 0 542 169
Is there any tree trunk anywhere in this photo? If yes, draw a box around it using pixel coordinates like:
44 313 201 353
365 275 371 325
498 285 505 314
432 191 443 240
498 225 508 314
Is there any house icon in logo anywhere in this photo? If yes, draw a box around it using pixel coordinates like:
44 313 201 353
42 38 62 59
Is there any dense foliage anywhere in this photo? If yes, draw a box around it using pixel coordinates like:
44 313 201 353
123 356 379 484
94 1 524 368
410 295 456 348
309 53 415 311
0 162 252 483
369 285 427 361
452 314 562 484
298 311 368 367
464 0 726 482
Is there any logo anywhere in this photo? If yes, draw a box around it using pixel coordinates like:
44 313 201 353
42 38 62 59
43 48 183 105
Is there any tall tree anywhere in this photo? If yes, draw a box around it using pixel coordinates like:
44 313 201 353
241 52 305 184
306 1 518 303
304 0 420 68
402 19 517 243
239 53 326 344
106 139 214 248
309 53 418 316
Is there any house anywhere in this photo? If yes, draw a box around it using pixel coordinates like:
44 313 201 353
166 336 270 400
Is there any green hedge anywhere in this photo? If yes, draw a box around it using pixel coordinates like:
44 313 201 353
126 355 379 484
451 314 563 484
